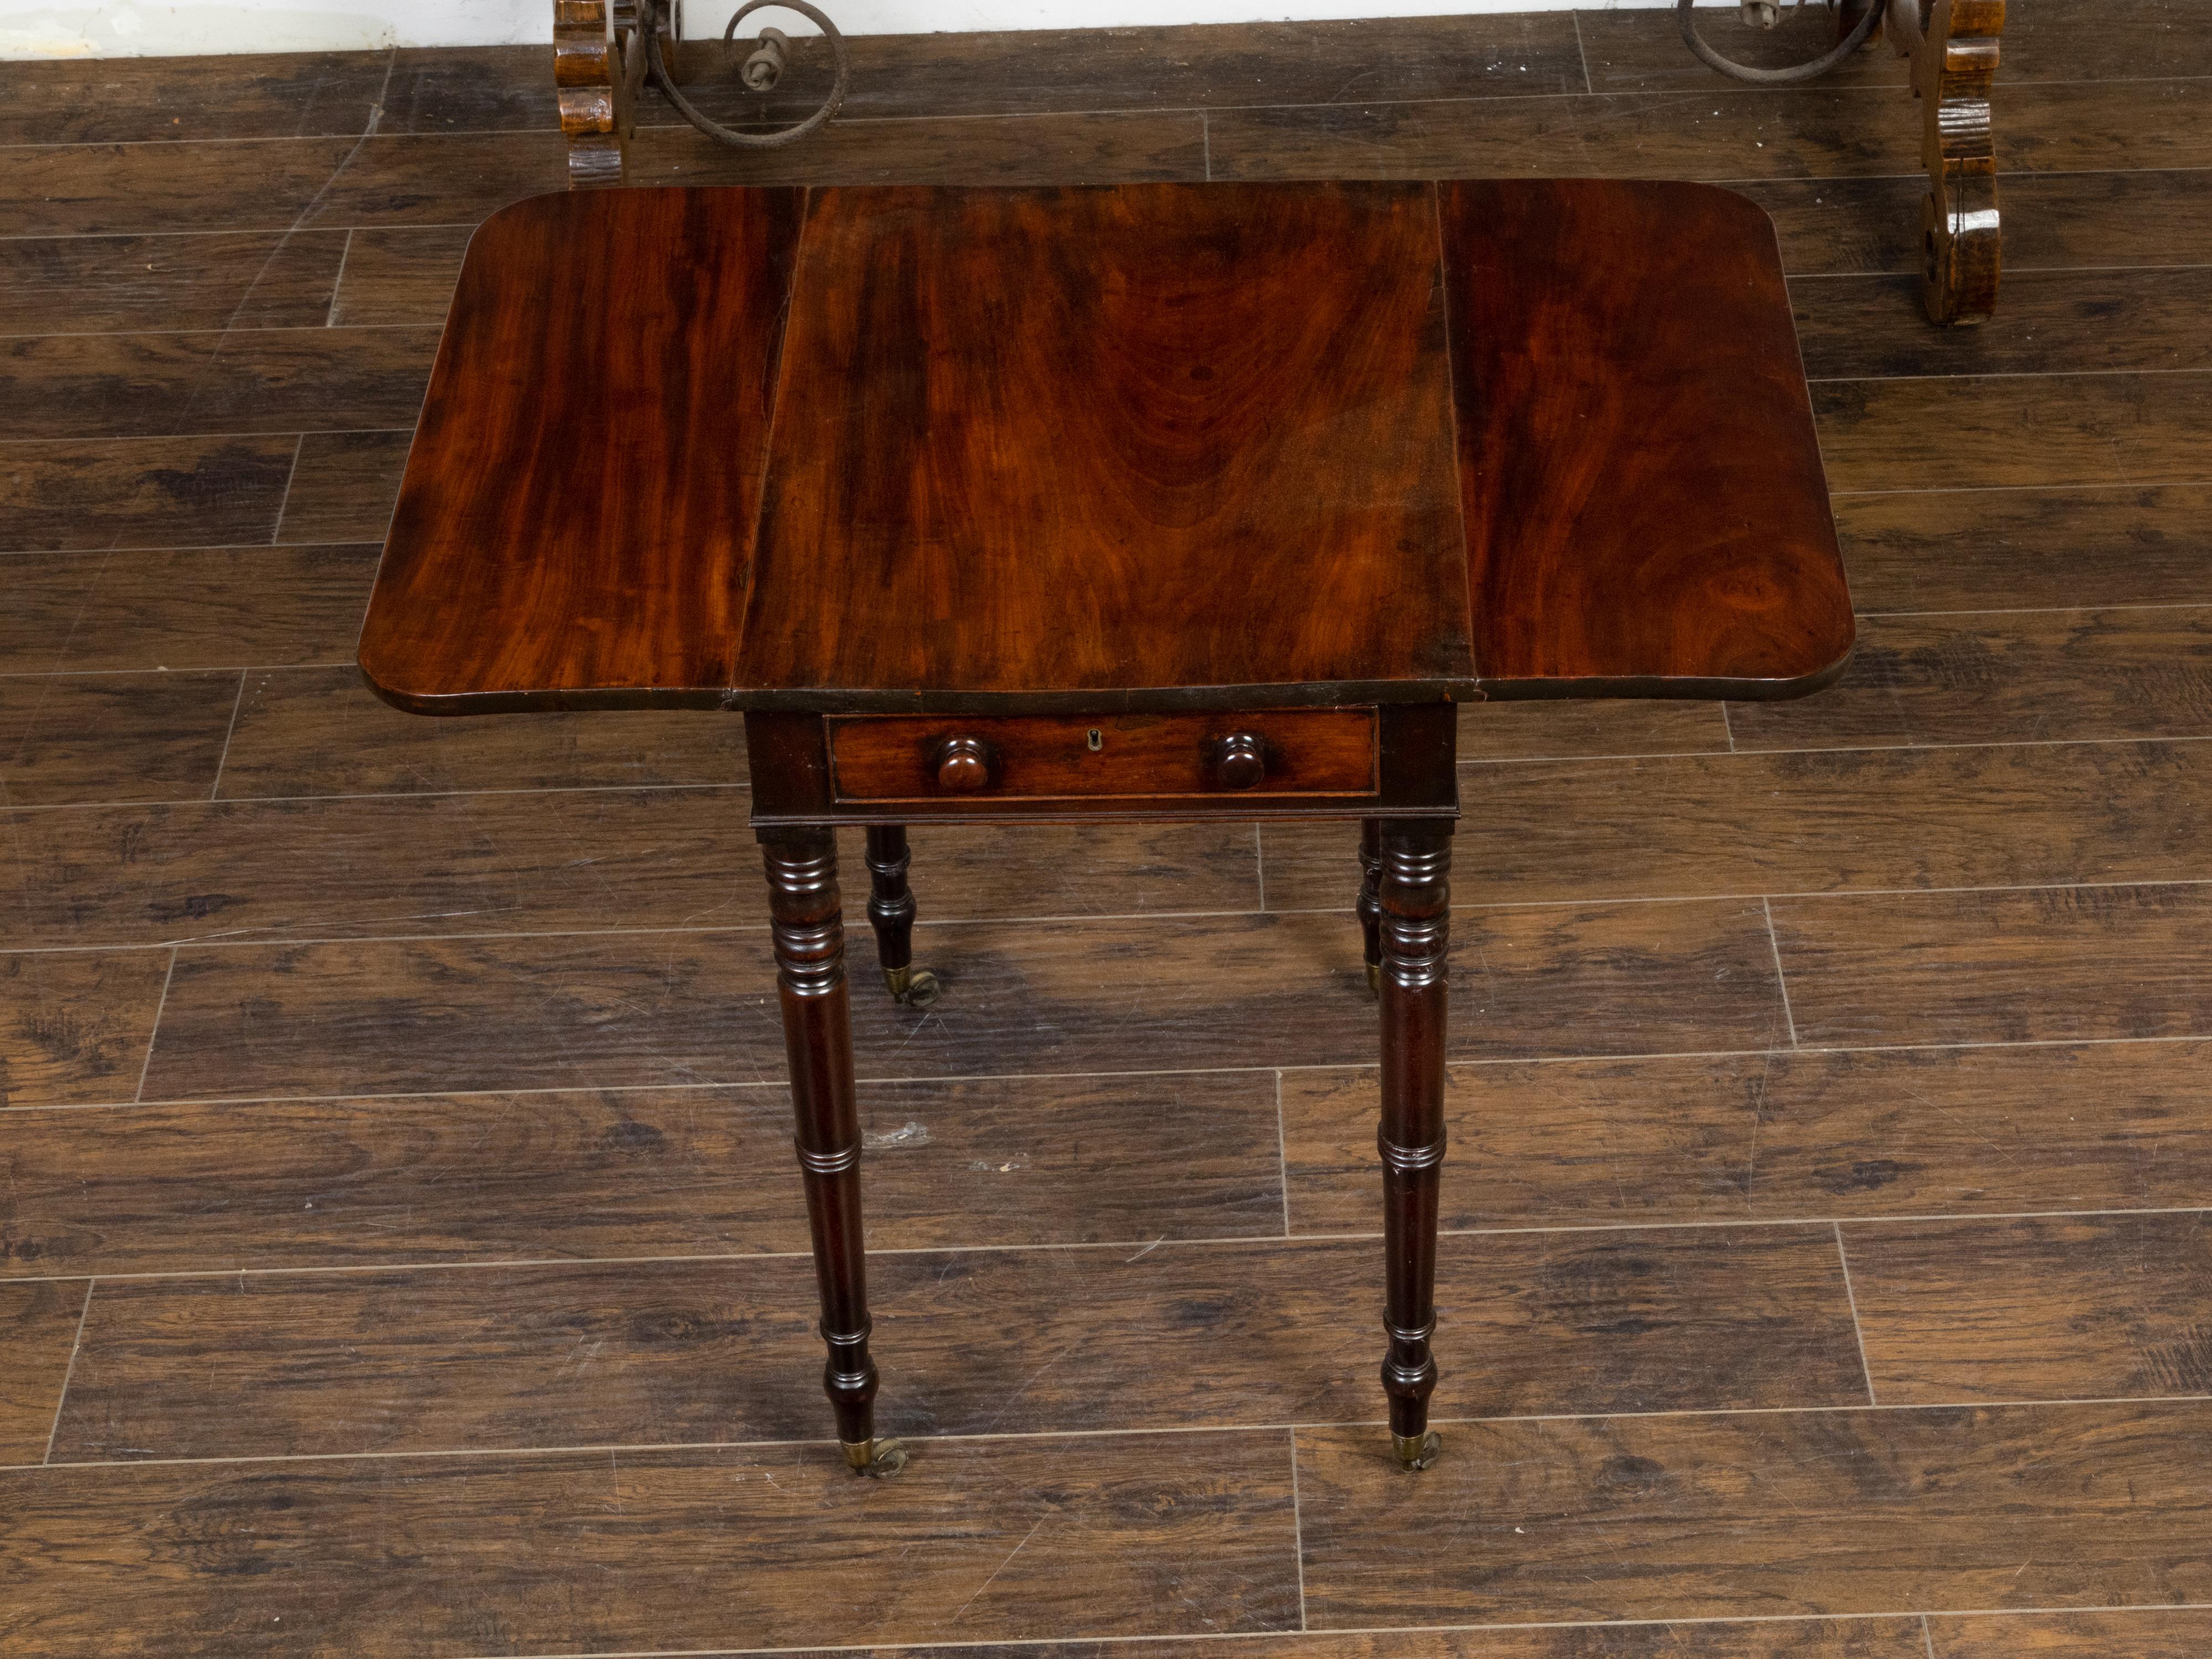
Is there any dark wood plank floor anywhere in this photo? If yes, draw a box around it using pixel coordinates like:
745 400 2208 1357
2 3 2209 1653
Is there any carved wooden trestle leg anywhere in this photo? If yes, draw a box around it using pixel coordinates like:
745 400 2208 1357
1888 0 2004 326
761 827 905 1475
863 826 941 1006
552 0 627 187
1375 822 1451 1469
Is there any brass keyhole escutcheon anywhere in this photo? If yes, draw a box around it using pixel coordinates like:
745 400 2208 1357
1087 728 1104 752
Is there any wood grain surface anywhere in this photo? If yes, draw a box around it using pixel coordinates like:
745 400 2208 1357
0 948 171 1109
741 180 1467 708
1747 169 2212 278
0 434 298 553
1933 1609 2212 1657
8 8 2212 1651
818 1632 1931 1659
1266 740 2212 907
359 187 806 712
625 109 1209 189
1282 1042 2212 1232
1793 267 2212 379
1458 698 1733 762
0 1435 1300 1653
0 547 377 675
1726 607 2212 749
0 50 395 144
636 11 1584 126
0 1281 87 1463
2 789 766 950
0 231 353 334
1815 372 2212 492
1296 1401 2212 1625
0 672 243 805
50 1227 1863 1459
130 901 1788 1104
0 804 1261 950
3 133 567 239
1845 1213 2212 1404
1207 79 2212 184
1834 485 2212 614
1772 883 2212 1048
0 328 437 442
1444 179 1851 698
0 1074 1285 1276
322 226 475 327
273 430 411 545
215 666 747 796
363 176 1851 712
377 44 560 134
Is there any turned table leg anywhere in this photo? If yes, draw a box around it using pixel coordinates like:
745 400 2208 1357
761 827 905 1476
1357 819 1384 999
863 825 941 1006
1375 821 1451 1469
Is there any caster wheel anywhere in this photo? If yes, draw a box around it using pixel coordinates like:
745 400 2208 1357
885 965 941 1007
843 1437 907 1477
1392 1430 1442 1471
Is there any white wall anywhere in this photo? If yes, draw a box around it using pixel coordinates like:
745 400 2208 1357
2 0 1708 60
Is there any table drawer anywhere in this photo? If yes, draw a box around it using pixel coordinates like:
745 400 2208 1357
828 709 1378 803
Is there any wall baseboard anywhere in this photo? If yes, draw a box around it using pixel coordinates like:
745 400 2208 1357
3 0 1718 61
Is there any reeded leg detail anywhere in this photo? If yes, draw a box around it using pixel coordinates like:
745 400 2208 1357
863 826 940 1007
1357 820 1384 999
763 827 904 1477
1375 822 1451 1469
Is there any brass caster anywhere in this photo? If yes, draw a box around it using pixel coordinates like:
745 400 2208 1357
884 966 941 1008
842 1437 907 1477
1365 961 1381 999
1392 1430 1442 1471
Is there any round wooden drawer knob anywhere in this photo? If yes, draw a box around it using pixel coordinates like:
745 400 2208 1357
1215 732 1266 790
935 736 993 792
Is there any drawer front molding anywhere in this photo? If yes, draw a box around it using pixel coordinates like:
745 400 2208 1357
827 709 1379 804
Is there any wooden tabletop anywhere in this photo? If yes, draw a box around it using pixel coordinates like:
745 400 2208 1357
359 179 1853 716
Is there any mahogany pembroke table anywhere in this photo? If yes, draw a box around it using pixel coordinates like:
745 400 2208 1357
358 179 1854 1477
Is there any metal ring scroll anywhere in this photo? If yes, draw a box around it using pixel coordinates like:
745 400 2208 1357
646 0 851 150
1676 0 1882 85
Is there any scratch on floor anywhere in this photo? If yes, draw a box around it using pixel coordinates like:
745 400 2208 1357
949 1514 1047 1624
189 49 402 421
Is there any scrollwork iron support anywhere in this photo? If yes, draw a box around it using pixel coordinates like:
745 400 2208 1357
555 0 849 188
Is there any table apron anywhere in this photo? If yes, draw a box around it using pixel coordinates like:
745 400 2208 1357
744 702 1460 827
